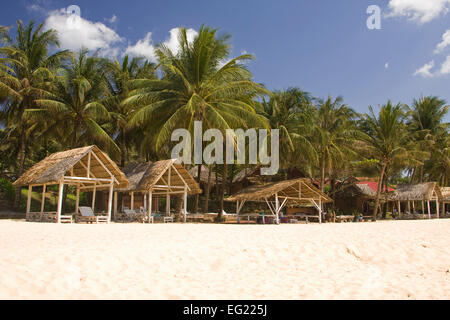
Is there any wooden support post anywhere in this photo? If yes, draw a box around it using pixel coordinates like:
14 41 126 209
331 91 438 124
57 181 64 224
166 166 171 215
398 201 401 218
75 185 80 215
407 201 411 214
319 198 322 224
40 184 46 213
113 191 118 221
26 185 32 215
92 186 96 211
436 199 440 219
148 189 153 223
87 151 91 178
130 191 134 210
183 185 187 223
107 180 113 224
412 201 415 213
236 201 240 224
427 201 431 219
422 201 425 218
275 193 280 224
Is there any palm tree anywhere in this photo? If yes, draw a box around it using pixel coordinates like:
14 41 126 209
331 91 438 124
359 102 409 220
259 88 317 172
31 49 119 153
125 26 268 220
0 20 70 207
312 95 357 193
103 55 157 166
406 96 449 182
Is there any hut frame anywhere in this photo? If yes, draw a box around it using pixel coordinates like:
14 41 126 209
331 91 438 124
226 178 333 224
14 146 129 224
115 160 201 223
389 182 443 219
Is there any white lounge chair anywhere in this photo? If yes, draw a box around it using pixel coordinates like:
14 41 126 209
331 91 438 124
76 206 108 224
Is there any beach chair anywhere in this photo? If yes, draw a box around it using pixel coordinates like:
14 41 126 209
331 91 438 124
76 206 108 224
123 209 145 223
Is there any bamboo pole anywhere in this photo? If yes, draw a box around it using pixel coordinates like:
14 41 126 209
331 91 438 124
40 184 46 213
113 191 118 221
57 181 64 224
75 185 80 215
92 186 96 211
148 189 153 223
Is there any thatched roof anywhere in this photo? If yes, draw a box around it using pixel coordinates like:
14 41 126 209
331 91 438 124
117 160 201 194
441 187 450 202
13 146 129 189
390 182 442 201
188 165 220 185
232 167 259 183
226 178 333 204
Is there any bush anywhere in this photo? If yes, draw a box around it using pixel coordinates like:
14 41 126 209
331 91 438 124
0 178 15 201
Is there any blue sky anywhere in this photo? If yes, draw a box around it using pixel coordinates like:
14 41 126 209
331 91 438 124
3 0 450 120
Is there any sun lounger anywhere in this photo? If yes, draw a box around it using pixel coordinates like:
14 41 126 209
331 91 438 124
75 206 108 224
123 209 145 223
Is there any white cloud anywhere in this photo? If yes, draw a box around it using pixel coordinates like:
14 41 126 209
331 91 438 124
124 32 157 61
105 15 117 24
434 29 450 53
163 28 198 54
124 27 198 62
413 60 435 77
439 56 450 74
385 62 389 69
386 0 450 24
43 9 123 55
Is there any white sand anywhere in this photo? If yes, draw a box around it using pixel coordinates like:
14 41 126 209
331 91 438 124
0 219 449 300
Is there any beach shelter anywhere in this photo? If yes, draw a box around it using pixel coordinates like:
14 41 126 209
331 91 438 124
389 182 443 219
115 160 202 222
13 146 129 223
441 187 450 213
226 178 333 224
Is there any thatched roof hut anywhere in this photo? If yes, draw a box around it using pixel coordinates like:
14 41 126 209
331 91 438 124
390 182 442 201
227 178 332 203
13 145 129 189
440 187 450 203
13 145 129 224
226 178 332 224
117 160 201 194
188 165 220 186
114 160 201 223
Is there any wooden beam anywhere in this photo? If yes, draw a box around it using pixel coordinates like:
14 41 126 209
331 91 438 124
75 185 80 215
57 180 64 224
90 150 119 185
107 179 113 224
40 184 46 213
148 189 153 223
171 164 191 191
87 151 91 178
427 201 431 219
113 191 118 221
92 186 96 211
26 185 32 214
130 192 134 210
183 185 187 223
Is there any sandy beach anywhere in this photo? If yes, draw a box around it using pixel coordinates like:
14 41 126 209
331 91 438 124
0 219 449 300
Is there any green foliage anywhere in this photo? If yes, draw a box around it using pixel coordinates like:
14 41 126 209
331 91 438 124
0 177 14 200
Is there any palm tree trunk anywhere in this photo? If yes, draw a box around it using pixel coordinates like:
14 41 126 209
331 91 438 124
372 162 387 221
14 134 26 208
320 153 326 192
218 164 227 221
203 166 212 213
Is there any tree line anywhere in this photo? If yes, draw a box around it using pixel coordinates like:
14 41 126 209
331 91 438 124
1 21 448 220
